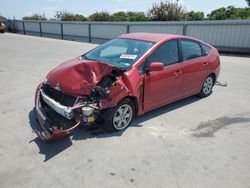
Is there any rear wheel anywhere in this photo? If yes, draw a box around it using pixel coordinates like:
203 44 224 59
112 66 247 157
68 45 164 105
102 98 135 132
199 75 214 97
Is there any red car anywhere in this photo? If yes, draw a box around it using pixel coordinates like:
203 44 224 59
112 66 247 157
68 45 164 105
34 33 220 141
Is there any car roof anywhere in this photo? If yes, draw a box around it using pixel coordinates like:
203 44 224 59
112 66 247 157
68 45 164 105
118 32 203 44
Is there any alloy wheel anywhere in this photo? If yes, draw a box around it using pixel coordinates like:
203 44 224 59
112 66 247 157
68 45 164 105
203 77 213 95
113 104 133 130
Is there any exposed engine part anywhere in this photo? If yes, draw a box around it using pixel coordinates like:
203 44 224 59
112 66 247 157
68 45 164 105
76 68 124 125
35 67 124 141
88 68 124 105
82 106 95 116
81 106 98 125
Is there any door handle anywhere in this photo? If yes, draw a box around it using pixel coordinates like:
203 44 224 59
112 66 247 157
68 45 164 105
203 62 209 67
174 70 182 78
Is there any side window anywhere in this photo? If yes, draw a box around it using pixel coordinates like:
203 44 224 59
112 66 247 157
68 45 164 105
180 40 202 61
148 40 179 66
201 43 211 56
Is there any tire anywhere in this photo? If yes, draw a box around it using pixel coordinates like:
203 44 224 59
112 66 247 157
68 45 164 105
0 30 4 33
199 75 214 98
102 98 135 133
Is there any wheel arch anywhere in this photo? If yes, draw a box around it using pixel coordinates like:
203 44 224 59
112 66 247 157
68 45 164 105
209 72 216 85
124 96 139 116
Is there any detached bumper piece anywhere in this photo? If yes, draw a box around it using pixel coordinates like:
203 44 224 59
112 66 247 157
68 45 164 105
35 89 83 142
33 121 81 142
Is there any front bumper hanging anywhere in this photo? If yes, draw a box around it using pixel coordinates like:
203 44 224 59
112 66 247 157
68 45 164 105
34 88 82 142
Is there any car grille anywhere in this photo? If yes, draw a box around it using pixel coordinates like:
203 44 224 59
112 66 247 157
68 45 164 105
42 84 77 107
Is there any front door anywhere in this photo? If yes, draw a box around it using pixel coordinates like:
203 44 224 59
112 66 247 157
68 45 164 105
143 40 182 111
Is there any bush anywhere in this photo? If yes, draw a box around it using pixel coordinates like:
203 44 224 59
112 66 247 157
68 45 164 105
55 11 87 21
0 14 6 20
182 11 204 21
148 0 186 21
23 14 47 20
111 11 148 21
89 11 111 21
207 6 250 20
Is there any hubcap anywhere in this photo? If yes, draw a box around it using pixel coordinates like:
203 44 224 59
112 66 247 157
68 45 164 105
203 77 213 95
113 104 133 130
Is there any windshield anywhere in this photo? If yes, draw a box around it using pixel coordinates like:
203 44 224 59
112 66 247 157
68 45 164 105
83 38 155 70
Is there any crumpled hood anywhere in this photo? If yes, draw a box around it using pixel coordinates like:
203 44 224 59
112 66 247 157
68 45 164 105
46 58 114 95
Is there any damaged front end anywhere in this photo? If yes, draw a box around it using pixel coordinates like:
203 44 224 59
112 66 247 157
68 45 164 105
34 63 126 142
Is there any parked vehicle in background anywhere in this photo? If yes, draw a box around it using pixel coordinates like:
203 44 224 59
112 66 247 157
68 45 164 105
34 33 220 142
0 21 6 33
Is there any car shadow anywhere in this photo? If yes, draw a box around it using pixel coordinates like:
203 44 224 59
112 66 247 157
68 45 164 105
28 109 126 162
29 110 73 162
28 95 200 162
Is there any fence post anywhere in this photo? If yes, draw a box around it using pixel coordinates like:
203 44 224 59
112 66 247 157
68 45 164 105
182 24 187 36
39 22 43 37
22 21 26 35
126 24 130 33
60 23 64 40
88 24 92 43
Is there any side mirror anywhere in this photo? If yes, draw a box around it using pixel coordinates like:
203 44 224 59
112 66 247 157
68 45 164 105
149 62 164 72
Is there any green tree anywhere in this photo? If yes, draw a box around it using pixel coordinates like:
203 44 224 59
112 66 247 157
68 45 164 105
126 12 148 21
23 14 47 20
89 11 111 21
207 7 227 20
111 11 129 21
238 7 250 19
111 11 148 21
182 11 204 21
55 11 87 21
208 6 250 20
148 0 186 21
0 14 6 20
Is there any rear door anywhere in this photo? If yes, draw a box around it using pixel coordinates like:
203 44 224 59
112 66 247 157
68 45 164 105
179 39 208 96
143 40 182 111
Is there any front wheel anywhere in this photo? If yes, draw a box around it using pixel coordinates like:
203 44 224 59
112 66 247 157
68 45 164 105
199 75 214 97
102 98 135 133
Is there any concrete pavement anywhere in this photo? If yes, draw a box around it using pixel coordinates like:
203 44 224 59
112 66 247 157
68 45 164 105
0 33 250 188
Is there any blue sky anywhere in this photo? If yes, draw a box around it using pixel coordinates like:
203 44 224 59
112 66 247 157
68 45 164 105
0 0 248 19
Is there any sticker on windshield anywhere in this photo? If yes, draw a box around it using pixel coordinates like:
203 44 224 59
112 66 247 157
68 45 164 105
120 54 137 60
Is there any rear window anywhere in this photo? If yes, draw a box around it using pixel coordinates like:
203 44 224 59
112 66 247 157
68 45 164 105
201 44 211 56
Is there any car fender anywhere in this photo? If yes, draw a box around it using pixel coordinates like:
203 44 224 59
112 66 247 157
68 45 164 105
99 66 144 115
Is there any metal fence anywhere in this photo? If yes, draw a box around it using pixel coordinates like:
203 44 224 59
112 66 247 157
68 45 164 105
6 19 250 53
